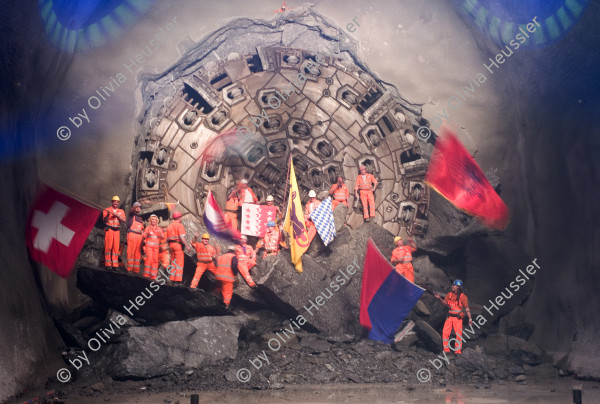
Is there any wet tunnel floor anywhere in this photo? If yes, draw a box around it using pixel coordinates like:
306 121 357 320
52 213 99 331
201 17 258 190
39 378 600 404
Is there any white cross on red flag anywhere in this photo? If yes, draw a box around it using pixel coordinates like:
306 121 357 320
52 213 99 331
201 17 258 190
25 185 99 278
241 204 277 237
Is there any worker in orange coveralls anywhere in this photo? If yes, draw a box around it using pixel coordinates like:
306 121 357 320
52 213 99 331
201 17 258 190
126 202 144 273
158 230 170 271
354 165 377 222
237 235 257 272
213 246 256 308
436 280 473 354
256 221 282 258
190 232 219 289
304 190 321 244
329 176 349 210
166 211 192 283
103 196 126 269
390 236 417 283
142 214 164 279
224 188 240 231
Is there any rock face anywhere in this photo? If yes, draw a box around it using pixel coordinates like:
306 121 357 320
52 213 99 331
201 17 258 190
99 316 246 379
255 222 395 335
77 267 229 324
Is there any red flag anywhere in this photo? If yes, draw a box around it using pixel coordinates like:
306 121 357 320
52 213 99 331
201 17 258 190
241 204 277 237
26 185 99 278
425 127 508 229
360 239 425 342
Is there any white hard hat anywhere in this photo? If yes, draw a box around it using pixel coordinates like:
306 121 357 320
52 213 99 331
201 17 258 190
266 195 274 202
241 179 248 184
308 190 316 198
241 235 247 241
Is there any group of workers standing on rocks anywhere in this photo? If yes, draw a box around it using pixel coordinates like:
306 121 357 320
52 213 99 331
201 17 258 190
101 165 472 352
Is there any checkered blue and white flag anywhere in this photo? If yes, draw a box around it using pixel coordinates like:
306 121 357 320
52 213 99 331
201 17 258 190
312 197 336 246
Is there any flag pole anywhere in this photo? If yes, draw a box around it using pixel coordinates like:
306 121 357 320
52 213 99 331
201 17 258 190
45 181 108 212
281 155 292 225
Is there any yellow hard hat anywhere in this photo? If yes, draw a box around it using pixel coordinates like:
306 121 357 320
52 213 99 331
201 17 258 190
201 233 210 239
111 195 120 201
394 236 402 243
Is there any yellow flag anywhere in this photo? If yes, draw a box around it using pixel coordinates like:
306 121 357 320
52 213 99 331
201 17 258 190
283 158 309 273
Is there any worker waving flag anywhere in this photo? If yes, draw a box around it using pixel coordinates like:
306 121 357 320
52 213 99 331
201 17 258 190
311 197 336 246
25 184 99 278
203 190 242 243
425 126 509 229
283 158 309 273
360 239 425 343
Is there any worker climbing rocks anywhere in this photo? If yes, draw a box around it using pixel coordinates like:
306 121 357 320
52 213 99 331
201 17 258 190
354 165 378 222
103 195 126 270
256 221 281 258
236 235 257 273
304 190 321 244
329 176 349 210
436 280 473 354
166 211 191 283
126 202 144 273
141 214 164 280
213 246 256 308
190 232 219 289
390 236 417 283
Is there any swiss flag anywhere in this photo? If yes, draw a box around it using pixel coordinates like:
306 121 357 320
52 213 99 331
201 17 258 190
26 185 99 278
241 204 277 237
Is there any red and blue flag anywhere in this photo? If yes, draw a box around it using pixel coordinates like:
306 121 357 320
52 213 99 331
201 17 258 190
360 239 425 343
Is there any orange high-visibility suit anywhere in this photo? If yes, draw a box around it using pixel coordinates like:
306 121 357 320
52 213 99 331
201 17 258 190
191 242 217 289
225 195 239 231
391 245 417 283
245 244 257 271
167 221 186 282
329 183 349 210
442 292 469 354
103 207 125 268
355 173 377 219
158 232 170 270
142 225 164 279
256 230 281 258
213 253 256 306
304 199 321 243
126 215 144 273
237 187 258 206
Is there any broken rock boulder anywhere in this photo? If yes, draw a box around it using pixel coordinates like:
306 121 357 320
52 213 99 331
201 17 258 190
98 316 246 379
254 223 396 336
77 267 229 324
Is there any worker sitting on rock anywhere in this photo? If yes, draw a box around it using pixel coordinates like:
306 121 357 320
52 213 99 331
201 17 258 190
256 221 281 258
213 246 256 308
190 233 219 289
166 211 192 283
329 176 349 210
103 195 126 270
126 202 144 273
436 280 473 354
141 214 165 280
304 190 320 244
390 236 417 283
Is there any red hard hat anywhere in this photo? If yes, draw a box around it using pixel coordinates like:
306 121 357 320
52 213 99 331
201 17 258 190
172 211 182 219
